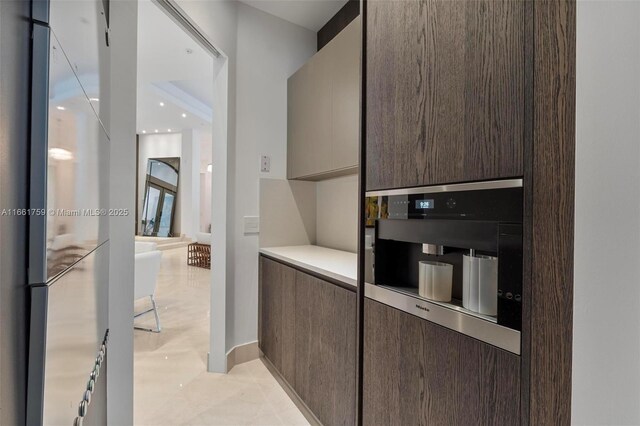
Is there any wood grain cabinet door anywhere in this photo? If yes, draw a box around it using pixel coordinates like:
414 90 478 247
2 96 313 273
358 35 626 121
363 299 521 425
366 0 526 190
294 272 357 426
258 257 296 384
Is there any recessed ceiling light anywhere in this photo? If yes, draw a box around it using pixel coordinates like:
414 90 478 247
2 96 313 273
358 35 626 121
181 113 187 118
154 129 159 133
167 129 172 132
142 130 146 134
89 97 99 102
159 102 165 107
56 106 65 110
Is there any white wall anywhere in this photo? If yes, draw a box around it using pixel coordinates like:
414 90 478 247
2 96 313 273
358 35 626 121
200 172 210 232
181 129 200 238
259 175 358 253
174 0 316 360
231 3 316 350
573 1 640 424
259 178 317 248
316 175 358 253
233 4 316 351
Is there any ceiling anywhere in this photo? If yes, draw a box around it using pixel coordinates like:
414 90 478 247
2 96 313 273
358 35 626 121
239 0 348 31
136 0 214 135
136 0 349 134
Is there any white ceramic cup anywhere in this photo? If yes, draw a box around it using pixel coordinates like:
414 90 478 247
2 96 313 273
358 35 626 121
418 261 453 302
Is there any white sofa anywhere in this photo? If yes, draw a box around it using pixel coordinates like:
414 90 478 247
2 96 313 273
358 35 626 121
134 243 162 332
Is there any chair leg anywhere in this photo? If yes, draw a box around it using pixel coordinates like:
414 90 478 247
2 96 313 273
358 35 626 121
151 294 162 332
134 295 162 333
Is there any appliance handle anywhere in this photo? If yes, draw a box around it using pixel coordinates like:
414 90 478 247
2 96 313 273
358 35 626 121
29 22 50 285
32 0 50 24
26 285 48 426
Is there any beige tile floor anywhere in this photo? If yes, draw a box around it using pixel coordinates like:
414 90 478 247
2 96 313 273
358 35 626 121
134 247 309 426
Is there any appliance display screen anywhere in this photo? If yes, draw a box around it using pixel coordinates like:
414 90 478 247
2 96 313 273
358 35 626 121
415 199 434 209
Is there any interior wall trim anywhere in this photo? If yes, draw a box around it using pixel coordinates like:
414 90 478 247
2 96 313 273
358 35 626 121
225 341 259 372
152 0 221 58
355 0 367 424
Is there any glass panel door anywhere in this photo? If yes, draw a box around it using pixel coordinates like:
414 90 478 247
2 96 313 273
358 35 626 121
141 186 161 236
156 192 175 237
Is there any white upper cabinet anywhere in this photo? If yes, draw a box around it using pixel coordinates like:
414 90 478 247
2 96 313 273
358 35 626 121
287 17 361 180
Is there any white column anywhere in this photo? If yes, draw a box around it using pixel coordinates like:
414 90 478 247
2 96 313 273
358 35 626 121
107 1 137 424
180 128 200 239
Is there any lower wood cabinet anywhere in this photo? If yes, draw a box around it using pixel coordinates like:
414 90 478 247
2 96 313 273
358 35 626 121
259 256 357 426
294 271 356 426
258 256 296 384
363 298 521 425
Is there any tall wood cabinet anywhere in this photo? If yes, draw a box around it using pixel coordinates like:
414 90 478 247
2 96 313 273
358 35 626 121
288 17 361 180
366 0 526 190
259 256 357 426
362 0 575 424
363 299 521 425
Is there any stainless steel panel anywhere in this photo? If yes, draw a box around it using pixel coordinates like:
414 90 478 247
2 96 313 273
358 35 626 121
33 0 50 24
44 31 110 281
1 1 36 423
29 243 110 425
49 0 108 121
365 283 521 354
26 286 49 426
365 178 523 197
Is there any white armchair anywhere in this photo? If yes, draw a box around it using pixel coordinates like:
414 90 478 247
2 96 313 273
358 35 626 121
134 249 162 332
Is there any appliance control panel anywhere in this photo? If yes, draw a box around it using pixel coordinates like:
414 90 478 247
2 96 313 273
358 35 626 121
371 187 522 223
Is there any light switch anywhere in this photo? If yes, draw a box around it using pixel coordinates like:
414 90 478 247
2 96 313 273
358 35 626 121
243 216 260 234
260 155 270 173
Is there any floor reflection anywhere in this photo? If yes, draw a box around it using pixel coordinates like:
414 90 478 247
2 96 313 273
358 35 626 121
134 247 308 425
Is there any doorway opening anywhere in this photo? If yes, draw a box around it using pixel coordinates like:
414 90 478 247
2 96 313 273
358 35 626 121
131 0 228 423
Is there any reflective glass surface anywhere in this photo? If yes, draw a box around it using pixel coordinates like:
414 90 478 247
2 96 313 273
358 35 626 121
46 30 109 280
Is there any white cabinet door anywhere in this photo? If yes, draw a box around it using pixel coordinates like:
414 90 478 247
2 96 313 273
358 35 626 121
331 17 361 171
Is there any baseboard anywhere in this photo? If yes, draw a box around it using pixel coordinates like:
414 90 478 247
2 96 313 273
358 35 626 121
226 341 259 372
260 352 322 426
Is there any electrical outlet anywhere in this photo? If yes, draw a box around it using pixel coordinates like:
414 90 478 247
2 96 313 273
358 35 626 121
260 155 270 173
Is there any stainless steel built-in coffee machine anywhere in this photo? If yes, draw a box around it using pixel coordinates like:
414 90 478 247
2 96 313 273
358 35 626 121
364 179 523 354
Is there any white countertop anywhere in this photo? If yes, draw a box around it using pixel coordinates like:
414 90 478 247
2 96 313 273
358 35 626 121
259 245 357 287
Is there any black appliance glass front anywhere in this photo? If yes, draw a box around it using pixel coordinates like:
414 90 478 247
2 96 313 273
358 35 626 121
365 184 523 331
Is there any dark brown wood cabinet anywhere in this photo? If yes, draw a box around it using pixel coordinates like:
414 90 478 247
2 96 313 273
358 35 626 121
294 271 357 426
258 257 296 384
363 299 521 426
366 0 526 190
258 256 357 426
